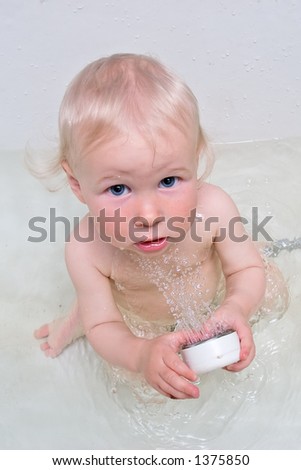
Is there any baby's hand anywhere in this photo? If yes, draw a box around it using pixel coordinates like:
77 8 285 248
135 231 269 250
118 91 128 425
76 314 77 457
137 332 200 399
209 306 255 372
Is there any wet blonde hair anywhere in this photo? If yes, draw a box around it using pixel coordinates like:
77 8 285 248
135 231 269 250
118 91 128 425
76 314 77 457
28 53 213 187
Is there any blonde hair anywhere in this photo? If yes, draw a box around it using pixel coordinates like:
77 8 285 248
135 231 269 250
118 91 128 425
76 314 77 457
28 53 213 187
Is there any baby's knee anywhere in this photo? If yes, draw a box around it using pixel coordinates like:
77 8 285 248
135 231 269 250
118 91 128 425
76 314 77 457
259 260 289 319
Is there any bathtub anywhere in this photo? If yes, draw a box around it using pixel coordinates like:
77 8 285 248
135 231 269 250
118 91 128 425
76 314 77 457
1 0 301 452
1 137 300 449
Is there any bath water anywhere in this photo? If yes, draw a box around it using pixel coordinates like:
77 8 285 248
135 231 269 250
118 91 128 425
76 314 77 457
0 137 300 449
114 247 218 344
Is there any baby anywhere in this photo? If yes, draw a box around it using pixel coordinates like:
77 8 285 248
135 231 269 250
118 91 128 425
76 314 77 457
34 53 287 400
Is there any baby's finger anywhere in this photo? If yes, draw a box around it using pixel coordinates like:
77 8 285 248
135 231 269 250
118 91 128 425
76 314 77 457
162 358 200 397
164 351 198 383
158 370 200 399
227 322 255 369
226 341 255 372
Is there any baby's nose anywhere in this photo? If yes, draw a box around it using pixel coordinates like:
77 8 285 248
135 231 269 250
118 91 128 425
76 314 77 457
134 214 165 229
134 195 164 227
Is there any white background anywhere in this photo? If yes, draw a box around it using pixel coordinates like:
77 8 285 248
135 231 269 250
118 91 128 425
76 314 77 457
0 0 300 150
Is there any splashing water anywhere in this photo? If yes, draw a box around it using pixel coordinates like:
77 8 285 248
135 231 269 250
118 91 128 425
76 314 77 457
123 246 228 346
105 244 294 447
102 138 300 447
263 237 301 257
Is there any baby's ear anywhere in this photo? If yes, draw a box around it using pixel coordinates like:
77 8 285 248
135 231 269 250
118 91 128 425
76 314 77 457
61 161 86 204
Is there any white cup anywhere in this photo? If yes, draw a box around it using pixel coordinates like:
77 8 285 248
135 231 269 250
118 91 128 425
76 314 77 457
181 330 240 375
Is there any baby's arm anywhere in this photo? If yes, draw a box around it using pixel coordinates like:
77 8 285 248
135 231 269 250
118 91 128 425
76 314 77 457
204 185 266 370
65 229 199 399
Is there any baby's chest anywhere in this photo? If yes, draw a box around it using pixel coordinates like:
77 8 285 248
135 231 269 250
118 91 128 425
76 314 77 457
109 246 218 320
110 268 171 320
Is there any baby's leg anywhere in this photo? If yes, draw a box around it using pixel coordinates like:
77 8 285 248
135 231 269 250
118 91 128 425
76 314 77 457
251 250 290 324
34 300 84 357
260 259 289 317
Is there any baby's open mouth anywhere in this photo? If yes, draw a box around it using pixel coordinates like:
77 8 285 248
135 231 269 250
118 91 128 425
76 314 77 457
135 237 168 252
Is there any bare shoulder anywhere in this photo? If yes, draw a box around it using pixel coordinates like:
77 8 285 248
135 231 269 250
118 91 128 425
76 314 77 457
65 213 115 279
197 182 240 219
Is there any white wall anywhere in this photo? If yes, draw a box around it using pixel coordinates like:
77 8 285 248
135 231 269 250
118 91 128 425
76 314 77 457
1 0 300 150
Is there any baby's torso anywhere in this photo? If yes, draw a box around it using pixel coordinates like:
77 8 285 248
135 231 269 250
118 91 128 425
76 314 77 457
81 183 226 328
109 239 222 325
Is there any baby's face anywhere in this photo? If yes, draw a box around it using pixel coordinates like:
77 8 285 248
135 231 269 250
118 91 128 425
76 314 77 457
72 126 200 252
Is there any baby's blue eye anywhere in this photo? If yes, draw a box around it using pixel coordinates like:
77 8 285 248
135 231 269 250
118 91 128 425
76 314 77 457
159 176 178 188
108 184 129 196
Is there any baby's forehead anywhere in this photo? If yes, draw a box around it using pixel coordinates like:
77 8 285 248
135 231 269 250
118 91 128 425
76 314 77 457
83 124 197 156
